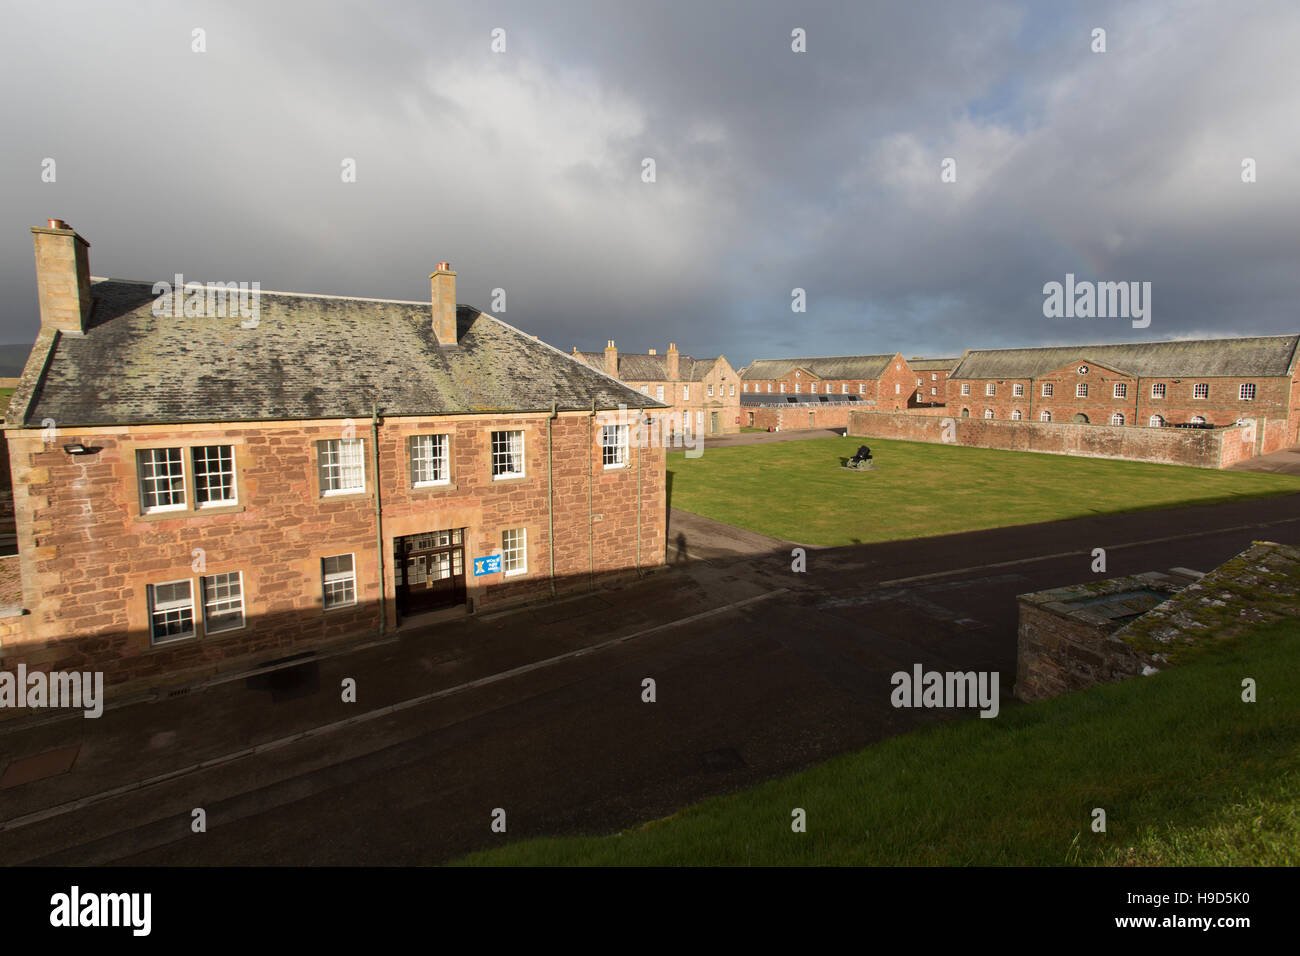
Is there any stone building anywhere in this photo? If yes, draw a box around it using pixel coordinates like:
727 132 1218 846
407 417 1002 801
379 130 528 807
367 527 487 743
740 353 919 411
0 220 666 692
573 342 741 437
945 336 1300 454
907 357 959 407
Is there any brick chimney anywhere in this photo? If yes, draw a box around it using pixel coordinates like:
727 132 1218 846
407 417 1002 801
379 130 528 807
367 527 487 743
32 219 92 335
648 348 656 355
430 262 457 346
667 342 680 381
604 339 618 377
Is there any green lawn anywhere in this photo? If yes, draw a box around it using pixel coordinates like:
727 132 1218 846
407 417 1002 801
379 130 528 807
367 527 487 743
667 436 1300 546
454 618 1300 866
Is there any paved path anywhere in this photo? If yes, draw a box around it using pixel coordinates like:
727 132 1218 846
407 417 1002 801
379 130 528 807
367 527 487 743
1229 445 1300 475
1 493 1297 865
667 507 795 561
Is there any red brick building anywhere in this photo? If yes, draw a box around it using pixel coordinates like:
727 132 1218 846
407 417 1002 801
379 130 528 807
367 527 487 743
1 221 666 692
740 353 919 410
945 336 1300 453
574 342 741 437
908 357 959 407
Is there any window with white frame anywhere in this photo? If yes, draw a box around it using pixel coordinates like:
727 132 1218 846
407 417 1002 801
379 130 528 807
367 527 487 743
1076 383 1088 398
640 385 649 395
1042 383 1054 397
682 385 690 400
149 579 195 644
795 383 801 393
779 383 786 393
810 383 817 394
858 384 865 394
1011 409 1022 420
322 554 356 609
985 383 996 396
1040 410 1052 422
410 434 449 486
842 384 849 394
490 430 525 479
931 373 938 381
707 384 714 397
1151 383 1166 398
656 385 665 401
960 383 971 396
202 571 245 633
192 445 236 507
1190 415 1206 425
601 424 628 468
502 527 527 575
138 447 187 513
1193 383 1209 399
743 383 749 393
729 385 735 396
318 438 365 495
1111 412 1125 426
984 408 994 419
1113 383 1127 399
696 411 703 428
894 383 901 394
1149 415 1164 427
1012 383 1024 397
930 387 937 395
1239 383 1256 401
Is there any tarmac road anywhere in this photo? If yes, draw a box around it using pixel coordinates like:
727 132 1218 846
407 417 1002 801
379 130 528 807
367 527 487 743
1 492 1297 865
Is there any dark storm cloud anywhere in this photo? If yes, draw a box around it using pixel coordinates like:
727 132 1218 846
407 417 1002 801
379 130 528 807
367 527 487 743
2 1 1296 366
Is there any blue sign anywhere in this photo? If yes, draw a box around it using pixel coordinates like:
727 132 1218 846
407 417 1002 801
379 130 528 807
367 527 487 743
474 554 502 576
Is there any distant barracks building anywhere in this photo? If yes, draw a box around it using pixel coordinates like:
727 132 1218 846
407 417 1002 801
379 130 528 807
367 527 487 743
739 353 919 430
946 336 1300 453
1 221 666 692
574 341 741 437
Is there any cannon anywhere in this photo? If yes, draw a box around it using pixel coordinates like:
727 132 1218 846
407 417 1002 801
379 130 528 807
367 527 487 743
844 444 874 471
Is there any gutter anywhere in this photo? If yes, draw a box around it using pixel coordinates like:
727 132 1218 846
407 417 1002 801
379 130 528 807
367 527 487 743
548 400 557 598
371 403 386 637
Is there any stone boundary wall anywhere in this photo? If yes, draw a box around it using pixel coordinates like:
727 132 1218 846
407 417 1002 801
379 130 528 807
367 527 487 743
848 409 1252 469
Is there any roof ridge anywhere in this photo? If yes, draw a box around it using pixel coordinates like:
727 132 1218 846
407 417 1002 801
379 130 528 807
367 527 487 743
91 276 430 308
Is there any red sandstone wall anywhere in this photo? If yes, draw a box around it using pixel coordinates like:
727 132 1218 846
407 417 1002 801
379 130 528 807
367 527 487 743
2 411 665 689
847 409 1246 468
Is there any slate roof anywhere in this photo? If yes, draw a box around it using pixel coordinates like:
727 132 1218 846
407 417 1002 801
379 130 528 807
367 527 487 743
949 335 1300 381
740 393 867 406
6 279 663 428
740 354 898 380
907 357 960 371
574 351 721 382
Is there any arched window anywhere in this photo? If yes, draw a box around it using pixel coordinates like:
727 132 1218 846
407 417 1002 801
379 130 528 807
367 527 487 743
961 408 970 418
1149 415 1164 428
1190 415 1206 425
1110 412 1125 426
1040 410 1052 422
1011 409 1022 421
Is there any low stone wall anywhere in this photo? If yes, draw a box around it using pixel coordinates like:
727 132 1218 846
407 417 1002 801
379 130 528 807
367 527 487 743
1014 571 1196 702
743 403 861 432
848 409 1252 468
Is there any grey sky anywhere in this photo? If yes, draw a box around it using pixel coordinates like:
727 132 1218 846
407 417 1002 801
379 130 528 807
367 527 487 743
2 0 1296 366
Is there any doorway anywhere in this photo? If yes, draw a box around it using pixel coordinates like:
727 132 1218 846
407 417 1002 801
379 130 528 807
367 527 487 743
395 529 466 619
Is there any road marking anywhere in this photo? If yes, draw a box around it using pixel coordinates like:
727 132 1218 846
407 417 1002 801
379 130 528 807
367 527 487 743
0 588 787 833
878 516 1300 586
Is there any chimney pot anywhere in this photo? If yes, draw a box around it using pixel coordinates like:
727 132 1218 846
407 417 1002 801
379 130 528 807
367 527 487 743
48 218 69 230
604 339 619 378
